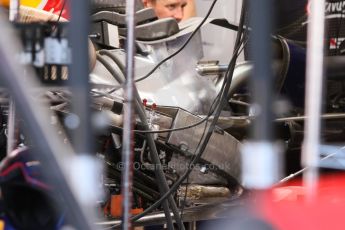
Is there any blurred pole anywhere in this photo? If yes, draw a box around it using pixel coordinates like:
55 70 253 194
69 0 101 226
302 0 325 199
249 0 273 141
242 0 281 189
7 0 20 155
69 0 94 154
9 0 19 21
121 0 136 229
6 101 16 155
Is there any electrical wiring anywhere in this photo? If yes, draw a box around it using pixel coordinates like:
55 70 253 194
100 116 207 230
101 0 246 227
56 0 66 23
176 87 227 219
98 55 223 230
178 18 248 216
134 99 184 230
98 50 184 229
100 76 230 229
129 0 248 223
178 0 247 221
99 34 247 220
51 0 66 33
124 35 247 228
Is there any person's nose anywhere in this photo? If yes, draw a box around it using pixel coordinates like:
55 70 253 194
173 8 183 22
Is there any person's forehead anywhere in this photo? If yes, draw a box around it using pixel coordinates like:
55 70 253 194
157 0 187 5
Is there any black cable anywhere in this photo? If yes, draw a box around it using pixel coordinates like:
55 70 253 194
56 0 66 23
52 0 66 33
97 51 183 229
134 0 219 83
100 68 233 229
101 0 246 226
135 99 183 230
128 35 246 225
177 74 227 221
103 94 217 230
128 0 248 222
96 54 177 230
97 35 248 226
178 8 248 219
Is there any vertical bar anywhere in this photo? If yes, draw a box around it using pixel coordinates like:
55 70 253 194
68 1 102 225
302 0 325 198
6 100 16 155
69 0 93 154
242 0 281 189
121 0 136 229
9 0 19 22
7 0 20 155
249 0 273 142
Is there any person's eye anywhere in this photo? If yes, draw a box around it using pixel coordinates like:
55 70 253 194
166 4 177 10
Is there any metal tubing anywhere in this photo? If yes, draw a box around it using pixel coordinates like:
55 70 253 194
275 113 345 122
69 0 93 154
95 197 243 227
196 64 228 76
121 0 136 228
302 0 326 198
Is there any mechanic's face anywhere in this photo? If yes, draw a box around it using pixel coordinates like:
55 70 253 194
147 0 187 22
